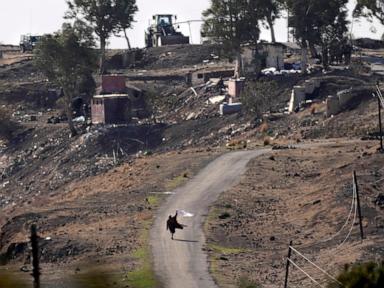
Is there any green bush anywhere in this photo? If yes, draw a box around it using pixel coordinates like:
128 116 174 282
238 276 261 288
328 262 384 288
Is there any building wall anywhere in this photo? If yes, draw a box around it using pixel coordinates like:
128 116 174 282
101 75 126 94
91 99 105 124
243 44 285 72
189 69 235 86
264 45 284 70
104 98 132 124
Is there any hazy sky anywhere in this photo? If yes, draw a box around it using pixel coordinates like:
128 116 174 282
0 0 383 48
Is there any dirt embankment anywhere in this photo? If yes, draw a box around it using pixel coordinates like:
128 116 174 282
205 141 384 287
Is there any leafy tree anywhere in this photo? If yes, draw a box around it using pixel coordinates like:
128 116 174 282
66 0 137 73
202 0 262 77
114 0 138 50
328 262 384 288
256 0 284 43
317 0 350 68
34 23 97 136
286 0 349 71
354 0 384 24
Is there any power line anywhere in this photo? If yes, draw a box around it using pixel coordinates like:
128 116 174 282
290 246 343 286
321 185 356 243
288 258 326 288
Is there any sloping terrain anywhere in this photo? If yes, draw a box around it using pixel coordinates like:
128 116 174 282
205 141 384 287
0 42 384 287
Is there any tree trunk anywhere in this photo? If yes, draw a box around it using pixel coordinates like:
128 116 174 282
234 50 242 79
123 29 131 50
267 16 276 43
99 37 106 75
301 42 308 74
309 42 317 58
322 45 329 70
64 91 77 137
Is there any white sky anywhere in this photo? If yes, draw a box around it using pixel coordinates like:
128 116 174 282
0 0 383 48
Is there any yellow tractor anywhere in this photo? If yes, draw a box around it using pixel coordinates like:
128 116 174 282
145 14 189 48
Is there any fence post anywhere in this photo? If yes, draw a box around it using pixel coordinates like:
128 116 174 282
31 224 40 288
284 241 293 288
353 171 364 241
378 96 383 151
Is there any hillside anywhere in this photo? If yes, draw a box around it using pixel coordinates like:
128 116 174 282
0 43 384 287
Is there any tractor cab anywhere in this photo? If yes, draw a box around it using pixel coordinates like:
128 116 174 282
153 14 176 34
145 14 189 48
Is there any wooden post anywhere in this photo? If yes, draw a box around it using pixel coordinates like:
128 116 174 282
379 96 383 152
31 225 40 288
284 241 293 288
353 171 364 241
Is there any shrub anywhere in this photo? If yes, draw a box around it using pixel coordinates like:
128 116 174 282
263 137 271 146
240 80 278 117
328 262 384 288
238 276 261 288
0 108 18 141
218 212 231 219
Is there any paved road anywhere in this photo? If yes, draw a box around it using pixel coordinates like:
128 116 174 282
150 149 269 288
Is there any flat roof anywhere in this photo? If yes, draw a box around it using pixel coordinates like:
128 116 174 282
93 94 130 99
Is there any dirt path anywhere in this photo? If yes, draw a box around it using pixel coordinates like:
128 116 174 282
150 149 269 288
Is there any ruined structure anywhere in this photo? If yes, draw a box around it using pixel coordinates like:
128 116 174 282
288 78 322 113
186 68 235 86
242 43 285 73
91 75 132 124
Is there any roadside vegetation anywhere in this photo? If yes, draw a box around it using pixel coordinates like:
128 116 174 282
328 262 384 288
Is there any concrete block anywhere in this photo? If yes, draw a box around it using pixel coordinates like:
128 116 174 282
337 89 353 108
305 80 315 94
326 95 340 117
288 86 307 113
228 79 245 99
101 75 126 94
220 103 242 115
312 78 321 88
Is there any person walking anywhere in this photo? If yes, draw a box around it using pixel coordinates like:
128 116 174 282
166 211 184 240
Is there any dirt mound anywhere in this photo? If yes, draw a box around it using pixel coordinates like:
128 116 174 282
106 44 222 70
354 38 384 49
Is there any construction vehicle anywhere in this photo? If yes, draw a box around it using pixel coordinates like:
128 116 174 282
145 15 189 48
19 35 41 53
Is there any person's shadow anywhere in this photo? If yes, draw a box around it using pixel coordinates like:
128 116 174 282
173 239 199 243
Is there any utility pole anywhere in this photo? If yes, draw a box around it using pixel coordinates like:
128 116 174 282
284 241 293 288
31 224 40 288
353 171 364 241
376 82 384 152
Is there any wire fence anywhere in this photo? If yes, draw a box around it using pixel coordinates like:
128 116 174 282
285 172 364 288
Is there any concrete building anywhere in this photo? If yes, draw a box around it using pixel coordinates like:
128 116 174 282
91 94 132 124
242 43 285 73
91 75 133 124
186 68 235 86
228 78 245 101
